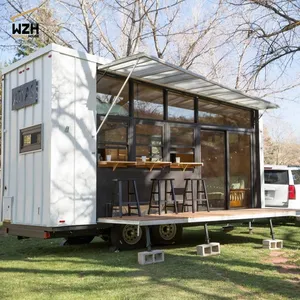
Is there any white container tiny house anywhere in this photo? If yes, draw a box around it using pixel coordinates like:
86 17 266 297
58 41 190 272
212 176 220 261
1 44 109 229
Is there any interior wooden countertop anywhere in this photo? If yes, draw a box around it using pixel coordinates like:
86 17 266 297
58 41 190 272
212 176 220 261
98 161 203 171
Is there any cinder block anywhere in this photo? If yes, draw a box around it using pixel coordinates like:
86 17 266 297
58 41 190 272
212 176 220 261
262 239 283 250
153 250 164 263
196 243 220 256
138 250 164 265
210 242 221 255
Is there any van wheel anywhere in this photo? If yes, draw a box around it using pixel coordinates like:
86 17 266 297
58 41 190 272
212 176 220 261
151 224 183 245
62 235 95 246
110 225 145 250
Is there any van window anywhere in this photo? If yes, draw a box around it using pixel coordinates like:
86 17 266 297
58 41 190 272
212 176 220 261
264 170 288 184
292 170 300 184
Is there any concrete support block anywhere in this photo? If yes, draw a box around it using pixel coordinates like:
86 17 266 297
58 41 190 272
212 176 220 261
196 242 220 257
262 239 283 250
138 250 164 265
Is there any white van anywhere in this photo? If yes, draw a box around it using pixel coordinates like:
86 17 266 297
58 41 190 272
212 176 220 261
264 165 300 209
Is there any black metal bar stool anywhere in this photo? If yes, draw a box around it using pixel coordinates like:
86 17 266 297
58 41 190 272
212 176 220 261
111 179 141 217
148 178 178 215
182 179 210 213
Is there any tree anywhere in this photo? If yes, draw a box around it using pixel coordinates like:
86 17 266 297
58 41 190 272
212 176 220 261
13 1 62 60
263 119 300 165
227 0 300 86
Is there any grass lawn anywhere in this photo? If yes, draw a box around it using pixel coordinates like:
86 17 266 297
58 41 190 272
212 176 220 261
0 222 299 300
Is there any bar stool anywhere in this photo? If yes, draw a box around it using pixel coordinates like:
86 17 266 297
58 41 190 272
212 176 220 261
111 179 141 217
148 178 178 215
182 179 210 213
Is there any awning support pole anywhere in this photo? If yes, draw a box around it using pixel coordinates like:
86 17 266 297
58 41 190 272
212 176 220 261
269 219 275 240
96 59 140 135
204 223 210 244
145 226 152 251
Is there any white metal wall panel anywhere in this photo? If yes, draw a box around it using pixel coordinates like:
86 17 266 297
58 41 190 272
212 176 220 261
74 58 96 225
41 55 52 226
2 54 52 226
50 52 97 226
10 69 20 223
259 114 265 208
50 52 76 226
23 61 34 224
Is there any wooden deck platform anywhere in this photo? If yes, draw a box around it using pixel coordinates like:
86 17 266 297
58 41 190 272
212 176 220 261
97 208 297 226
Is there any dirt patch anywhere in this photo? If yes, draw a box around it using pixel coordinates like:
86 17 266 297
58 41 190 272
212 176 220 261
277 264 300 275
0 228 6 236
268 251 300 280
269 251 288 264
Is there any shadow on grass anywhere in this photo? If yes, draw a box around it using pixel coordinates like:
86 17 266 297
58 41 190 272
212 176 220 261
0 252 299 299
0 223 298 263
1 224 300 299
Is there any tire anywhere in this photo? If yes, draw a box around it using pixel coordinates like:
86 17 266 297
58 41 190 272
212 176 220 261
62 235 95 246
110 224 145 250
151 224 183 245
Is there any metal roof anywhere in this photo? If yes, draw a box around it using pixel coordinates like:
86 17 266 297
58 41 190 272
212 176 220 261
98 53 278 111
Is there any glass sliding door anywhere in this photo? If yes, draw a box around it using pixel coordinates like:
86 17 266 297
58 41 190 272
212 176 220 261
201 131 226 209
229 133 251 208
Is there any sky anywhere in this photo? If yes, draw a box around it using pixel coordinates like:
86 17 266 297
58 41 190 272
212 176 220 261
1 0 300 143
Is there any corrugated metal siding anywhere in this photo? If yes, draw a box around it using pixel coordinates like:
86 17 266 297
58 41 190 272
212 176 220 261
3 54 52 226
50 52 96 226
259 115 265 208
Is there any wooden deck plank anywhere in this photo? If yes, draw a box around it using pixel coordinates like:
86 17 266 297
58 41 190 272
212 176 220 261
97 208 297 226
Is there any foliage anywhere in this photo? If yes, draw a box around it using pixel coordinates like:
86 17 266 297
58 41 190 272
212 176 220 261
14 2 61 60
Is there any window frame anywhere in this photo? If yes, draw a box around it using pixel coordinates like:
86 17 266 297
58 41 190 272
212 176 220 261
98 118 129 161
169 124 196 162
20 124 42 154
135 122 164 161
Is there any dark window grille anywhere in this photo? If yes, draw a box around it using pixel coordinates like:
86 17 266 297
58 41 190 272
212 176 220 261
20 124 42 153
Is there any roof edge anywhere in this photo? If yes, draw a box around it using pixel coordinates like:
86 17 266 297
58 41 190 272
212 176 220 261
2 43 112 75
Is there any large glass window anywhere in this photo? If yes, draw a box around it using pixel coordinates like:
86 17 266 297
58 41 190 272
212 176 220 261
229 133 251 208
136 124 163 161
198 98 252 128
168 92 194 123
170 127 194 162
201 131 226 209
98 120 128 161
97 74 129 116
134 83 164 120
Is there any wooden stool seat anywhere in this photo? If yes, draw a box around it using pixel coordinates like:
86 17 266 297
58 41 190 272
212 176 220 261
148 178 178 215
111 179 141 217
182 178 210 213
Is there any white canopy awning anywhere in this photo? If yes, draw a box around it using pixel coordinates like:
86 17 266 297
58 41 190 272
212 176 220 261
98 53 278 111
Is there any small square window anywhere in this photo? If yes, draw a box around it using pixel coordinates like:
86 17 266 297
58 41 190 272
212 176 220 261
20 124 42 153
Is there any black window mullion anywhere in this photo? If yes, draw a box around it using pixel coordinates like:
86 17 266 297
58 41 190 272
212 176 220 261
163 89 168 120
128 81 135 161
194 97 198 123
163 123 170 161
225 131 230 210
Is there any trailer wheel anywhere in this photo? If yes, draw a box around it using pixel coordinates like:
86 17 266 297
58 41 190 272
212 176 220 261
62 235 95 246
110 225 145 250
151 224 182 245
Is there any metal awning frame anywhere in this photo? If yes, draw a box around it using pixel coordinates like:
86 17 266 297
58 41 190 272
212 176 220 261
97 53 278 111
